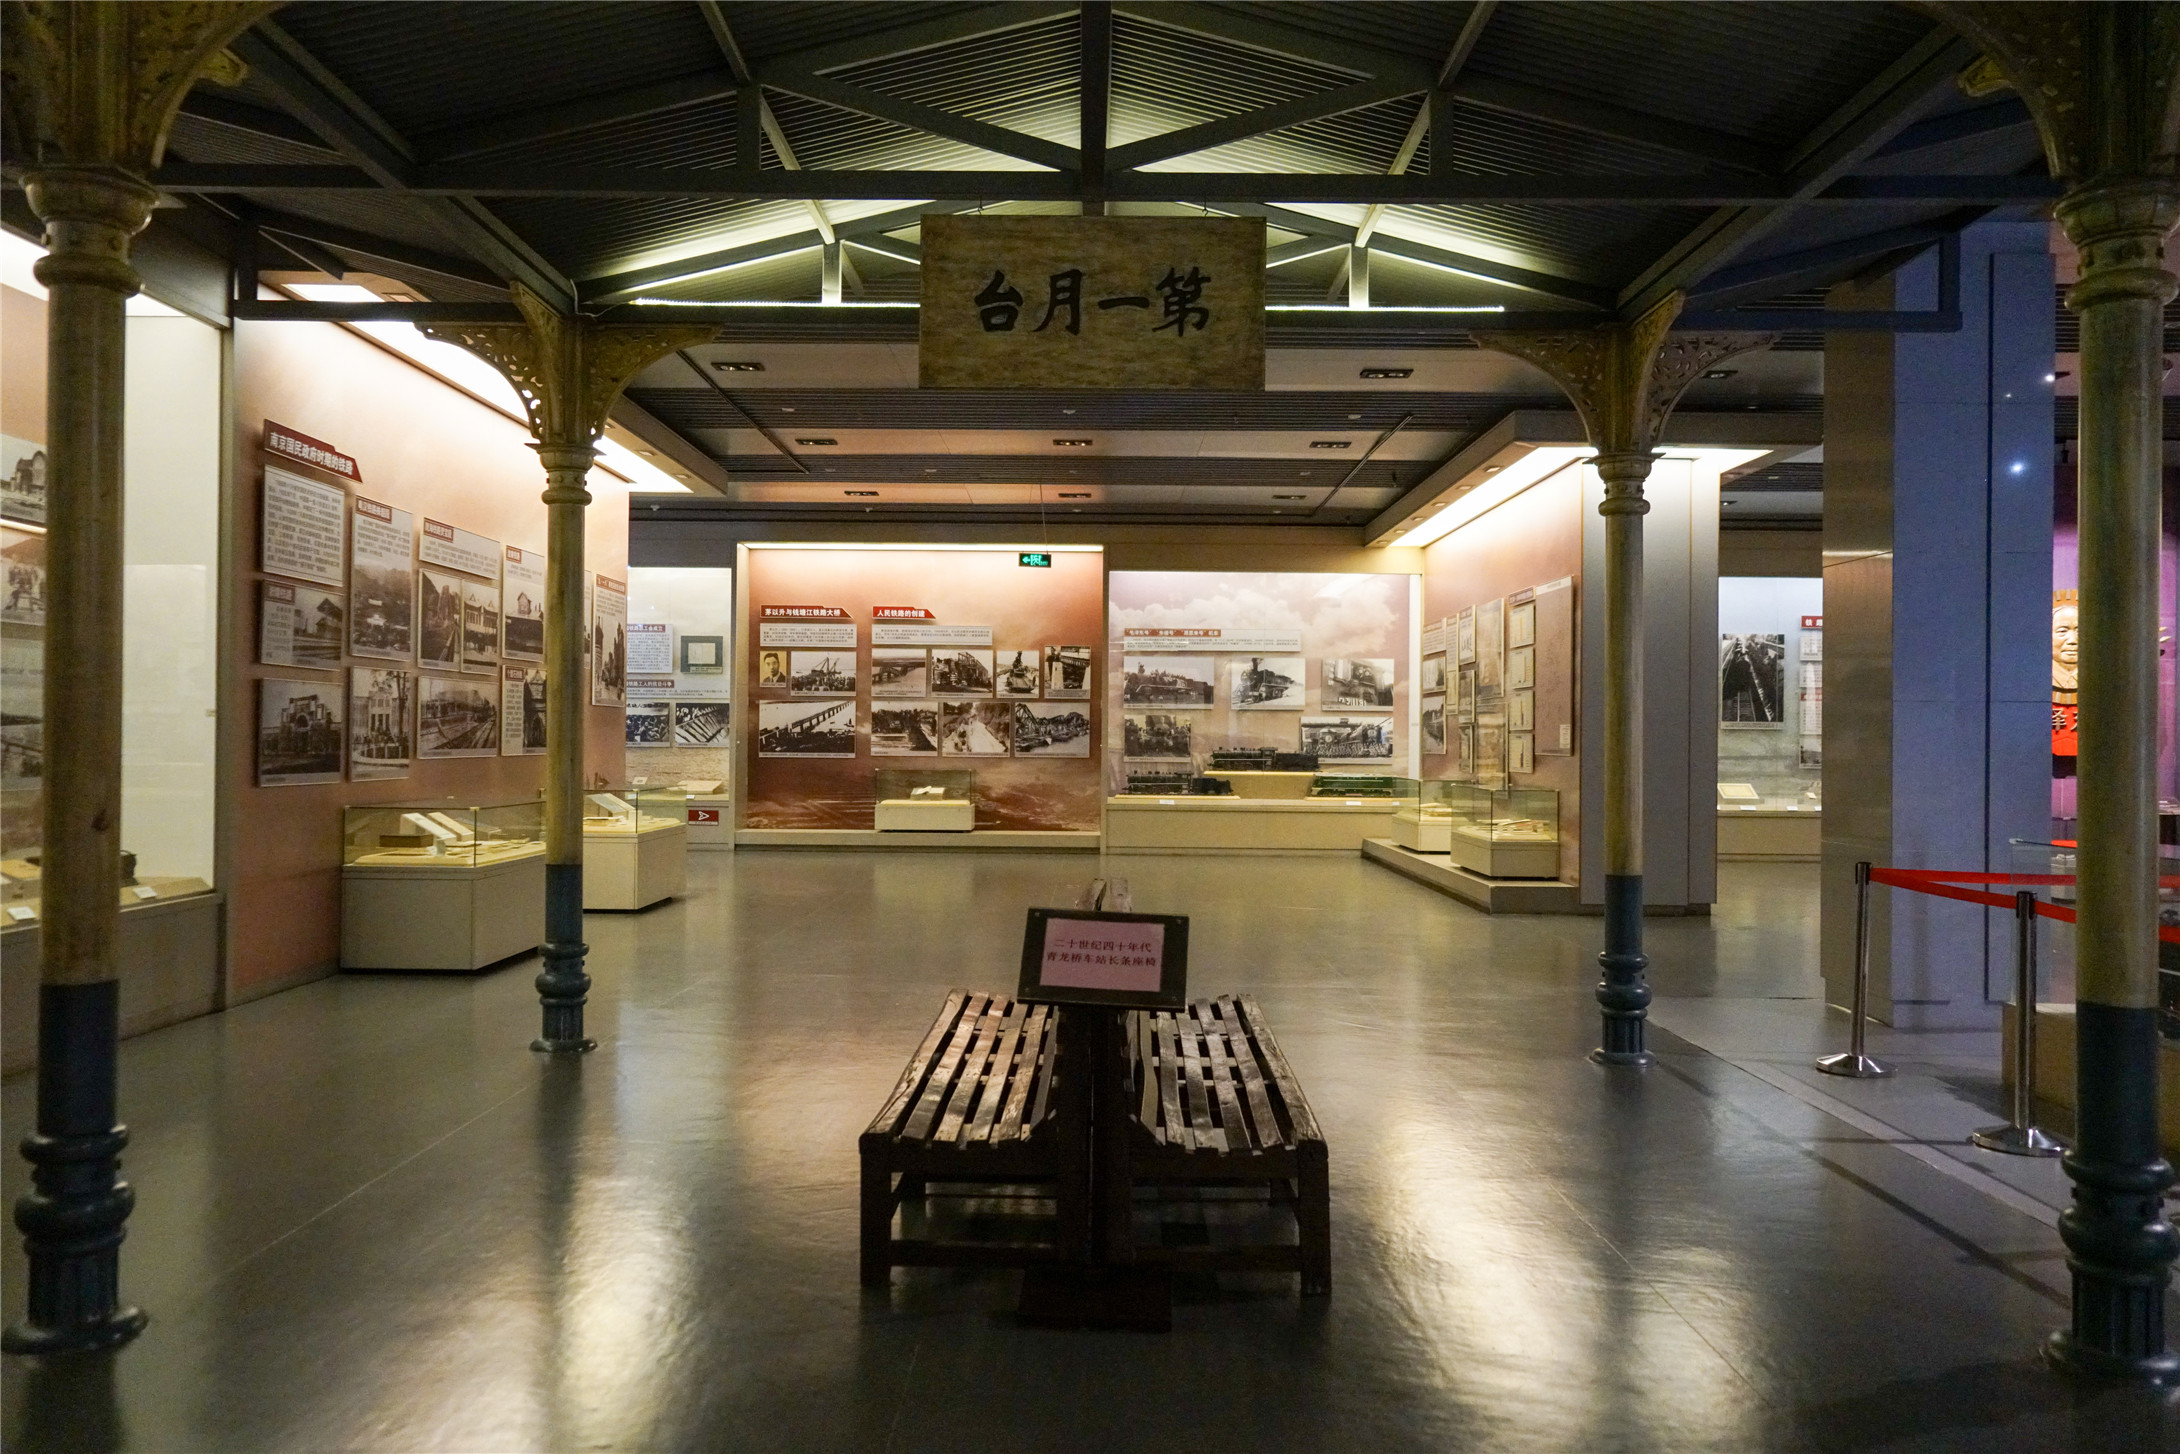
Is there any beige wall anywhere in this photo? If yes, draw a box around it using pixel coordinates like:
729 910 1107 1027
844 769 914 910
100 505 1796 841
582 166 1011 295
1 284 46 440
228 320 628 998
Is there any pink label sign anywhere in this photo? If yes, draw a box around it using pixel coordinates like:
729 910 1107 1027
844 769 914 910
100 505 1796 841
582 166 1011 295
1040 918 1166 993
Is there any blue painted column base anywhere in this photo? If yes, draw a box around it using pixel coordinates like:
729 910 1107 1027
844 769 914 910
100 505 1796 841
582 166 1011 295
532 863 595 1054
4 981 146 1354
1592 873 1654 1067
2047 1003 2179 1383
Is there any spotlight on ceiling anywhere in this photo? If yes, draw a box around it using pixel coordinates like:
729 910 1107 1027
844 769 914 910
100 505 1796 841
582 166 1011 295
712 360 765 372
1702 368 1738 380
1309 440 1352 450
1057 491 1092 499
1053 438 1093 447
795 437 838 446
844 489 878 497
1359 367 1413 380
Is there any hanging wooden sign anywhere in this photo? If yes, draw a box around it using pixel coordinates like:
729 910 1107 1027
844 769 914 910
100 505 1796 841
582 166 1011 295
919 215 1265 390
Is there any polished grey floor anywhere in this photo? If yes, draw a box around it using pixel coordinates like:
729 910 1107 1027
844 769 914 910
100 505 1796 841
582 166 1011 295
4 852 2175 1453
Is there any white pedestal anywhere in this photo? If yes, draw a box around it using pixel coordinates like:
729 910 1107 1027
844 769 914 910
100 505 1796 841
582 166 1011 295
876 798 975 832
1445 827 1561 880
1388 807 1452 853
584 823 687 910
685 793 734 849
1103 796 1400 852
342 851 545 971
1716 806 1821 861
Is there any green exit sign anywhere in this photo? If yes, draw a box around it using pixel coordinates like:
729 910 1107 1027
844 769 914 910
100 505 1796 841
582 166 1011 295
1019 552 1052 568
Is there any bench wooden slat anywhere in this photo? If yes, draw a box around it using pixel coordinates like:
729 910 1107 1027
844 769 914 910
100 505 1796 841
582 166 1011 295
1134 1011 1160 1139
995 1004 1050 1141
936 1002 1009 1144
1217 995 1284 1151
903 992 990 1142
864 989 970 1139
964 1003 1028 1143
1155 1012 1188 1150
1197 1002 1253 1152
1238 994 1323 1145
1024 1006 1060 1136
1177 1011 1224 1151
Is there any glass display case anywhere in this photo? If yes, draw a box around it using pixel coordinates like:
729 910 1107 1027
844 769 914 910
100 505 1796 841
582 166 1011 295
342 798 545 868
1307 774 1418 802
1443 784 1561 879
875 768 977 831
1716 769 1821 813
0 846 215 924
582 785 687 837
1389 780 1462 853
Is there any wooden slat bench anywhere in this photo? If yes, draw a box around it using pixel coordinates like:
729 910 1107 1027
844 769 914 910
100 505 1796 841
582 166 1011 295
859 989 1063 1285
1120 993 1330 1294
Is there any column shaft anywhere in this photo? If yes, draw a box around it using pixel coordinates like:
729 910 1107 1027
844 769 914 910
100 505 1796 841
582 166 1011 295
533 451 595 1053
1594 452 1654 1065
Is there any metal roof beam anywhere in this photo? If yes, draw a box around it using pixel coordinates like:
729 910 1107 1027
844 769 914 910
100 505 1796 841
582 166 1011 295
1105 73 1421 171
578 201 966 306
417 69 739 162
1684 212 1981 308
1357 4 1495 250
1869 96 2035 158
175 93 332 151
1080 2 1112 208
248 207 508 290
751 2 1076 78
1115 2 1428 88
137 164 2060 206
758 68 1077 172
1618 25 1977 318
227 24 576 313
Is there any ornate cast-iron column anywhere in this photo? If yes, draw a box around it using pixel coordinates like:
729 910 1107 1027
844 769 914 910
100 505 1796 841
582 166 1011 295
423 292 710 1052
1931 0 2180 1384
0 0 275 1355
1472 300 1772 1065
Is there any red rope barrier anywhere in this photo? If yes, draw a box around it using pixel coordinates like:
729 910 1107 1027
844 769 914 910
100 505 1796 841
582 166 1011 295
1867 865 2180 944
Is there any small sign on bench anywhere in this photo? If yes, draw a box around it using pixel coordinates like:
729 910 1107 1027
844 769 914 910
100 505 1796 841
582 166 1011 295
1017 908 1188 1010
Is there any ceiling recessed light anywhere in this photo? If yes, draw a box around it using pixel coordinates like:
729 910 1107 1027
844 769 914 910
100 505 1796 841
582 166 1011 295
1061 407 1077 414
1484 464 1503 473
844 489 878 497
1058 491 1092 499
1273 493 1307 500
1053 438 1093 447
780 405 795 412
1347 413 1363 420
796 437 838 446
1310 440 1351 450
1360 367 1412 379
1703 369 1737 380
712 360 765 372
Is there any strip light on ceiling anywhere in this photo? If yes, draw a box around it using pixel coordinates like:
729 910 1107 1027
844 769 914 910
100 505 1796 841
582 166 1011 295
1388 445 1594 548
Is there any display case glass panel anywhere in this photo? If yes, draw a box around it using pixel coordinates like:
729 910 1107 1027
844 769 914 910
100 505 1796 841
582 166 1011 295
873 768 976 803
343 798 545 867
1440 783 1561 878
583 785 687 834
1307 774 1420 802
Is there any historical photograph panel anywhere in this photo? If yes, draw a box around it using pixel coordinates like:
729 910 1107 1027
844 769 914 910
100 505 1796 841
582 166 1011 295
869 647 929 697
417 674 499 758
1421 696 1447 757
500 546 544 660
348 536 414 661
1321 657 1395 708
1013 702 1092 757
758 698 856 757
501 665 545 756
941 699 1014 756
673 700 730 747
1474 598 1505 710
1300 714 1394 763
789 649 858 696
417 567 463 673
929 648 995 696
1044 644 1092 699
625 700 672 748
591 575 627 707
461 577 499 673
1421 652 1448 695
870 701 941 755
757 648 790 687
348 667 412 780
1720 632 1787 724
1123 712 1192 760
258 580 345 670
257 677 345 786
1228 655 1305 710
995 647 1042 698
1121 654 1214 706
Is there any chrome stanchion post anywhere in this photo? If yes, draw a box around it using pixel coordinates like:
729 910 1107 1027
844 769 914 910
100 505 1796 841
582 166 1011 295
1818 860 1893 1077
1972 890 2066 1156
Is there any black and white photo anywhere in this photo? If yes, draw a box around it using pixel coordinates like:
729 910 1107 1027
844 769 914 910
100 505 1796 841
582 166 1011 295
941 700 1013 755
1123 712 1191 759
1 524 43 628
1422 652 1448 695
790 649 857 695
417 567 463 672
757 648 790 687
348 497 414 661
871 701 941 755
870 647 929 697
501 664 545 756
1321 658 1394 708
348 667 412 780
1421 696 1447 757
259 580 345 669
1301 714 1394 763
2 436 47 527
462 578 499 673
257 677 345 785
1044 645 1092 699
500 545 545 660
1474 598 1504 711
680 634 725 675
591 574 627 707
996 647 1042 698
418 675 499 758
1228 656 1305 710
1012 703 1092 757
625 700 672 748
1720 632 1787 725
674 700 730 747
1121 654 1214 706
758 698 856 756
930 648 995 696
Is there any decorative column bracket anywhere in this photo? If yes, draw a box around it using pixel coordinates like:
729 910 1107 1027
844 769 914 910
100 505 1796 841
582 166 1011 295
1922 0 2180 1387
1 0 278 1358
1471 295 1774 1065
422 289 711 1053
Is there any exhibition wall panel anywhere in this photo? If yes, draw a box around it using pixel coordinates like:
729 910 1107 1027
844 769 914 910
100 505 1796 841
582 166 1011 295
1105 570 1417 784
738 545 1102 831
226 318 630 998
625 566 733 781
1717 575 1823 805
1420 462 1584 883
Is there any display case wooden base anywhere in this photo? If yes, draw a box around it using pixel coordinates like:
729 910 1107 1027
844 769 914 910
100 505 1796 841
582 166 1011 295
1717 807 1821 862
1104 796 1401 853
875 798 976 832
1445 828 1561 880
341 855 543 972
1206 771 1319 800
583 823 687 911
1361 839 1583 915
2 892 224 1075
685 793 734 850
1389 807 1453 853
